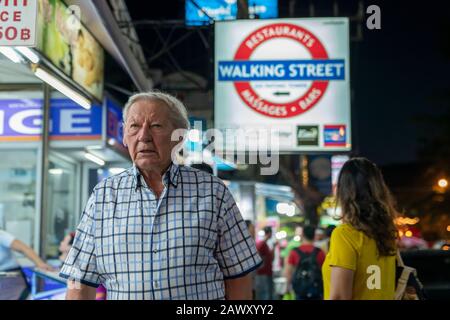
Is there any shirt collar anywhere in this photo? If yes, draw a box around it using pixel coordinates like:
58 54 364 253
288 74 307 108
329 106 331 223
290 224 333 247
132 162 179 190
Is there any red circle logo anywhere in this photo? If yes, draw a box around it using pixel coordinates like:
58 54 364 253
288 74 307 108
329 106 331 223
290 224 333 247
233 23 329 118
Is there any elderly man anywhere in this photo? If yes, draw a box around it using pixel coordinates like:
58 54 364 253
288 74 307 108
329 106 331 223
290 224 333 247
60 91 262 300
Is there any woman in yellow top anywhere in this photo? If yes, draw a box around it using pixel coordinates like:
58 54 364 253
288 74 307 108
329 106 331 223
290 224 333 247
322 157 398 300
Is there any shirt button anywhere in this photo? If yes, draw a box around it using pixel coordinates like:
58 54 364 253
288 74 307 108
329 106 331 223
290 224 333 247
153 281 159 289
153 249 158 254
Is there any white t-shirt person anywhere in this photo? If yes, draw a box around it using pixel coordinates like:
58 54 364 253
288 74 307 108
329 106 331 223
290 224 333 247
0 230 20 271
0 229 53 272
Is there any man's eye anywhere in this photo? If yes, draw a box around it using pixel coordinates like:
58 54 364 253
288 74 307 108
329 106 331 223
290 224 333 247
130 124 138 128
151 124 162 128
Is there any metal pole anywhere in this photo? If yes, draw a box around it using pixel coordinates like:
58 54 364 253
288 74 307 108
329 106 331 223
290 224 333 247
38 84 50 259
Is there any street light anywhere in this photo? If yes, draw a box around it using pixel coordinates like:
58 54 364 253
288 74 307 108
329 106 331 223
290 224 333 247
438 178 448 188
433 178 449 194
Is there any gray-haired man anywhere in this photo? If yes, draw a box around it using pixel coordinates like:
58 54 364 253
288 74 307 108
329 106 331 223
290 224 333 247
60 91 262 300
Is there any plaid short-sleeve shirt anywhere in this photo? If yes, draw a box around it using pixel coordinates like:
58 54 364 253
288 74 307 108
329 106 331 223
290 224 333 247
60 163 262 300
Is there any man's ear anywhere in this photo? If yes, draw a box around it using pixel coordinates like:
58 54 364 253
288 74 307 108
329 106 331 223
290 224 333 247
122 122 127 147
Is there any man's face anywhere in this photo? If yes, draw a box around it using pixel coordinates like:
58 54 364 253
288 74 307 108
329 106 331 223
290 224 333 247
123 99 179 173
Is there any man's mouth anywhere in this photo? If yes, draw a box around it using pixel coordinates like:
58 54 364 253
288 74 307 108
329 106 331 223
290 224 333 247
138 150 156 154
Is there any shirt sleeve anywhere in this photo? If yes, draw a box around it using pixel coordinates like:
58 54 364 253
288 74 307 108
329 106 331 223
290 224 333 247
287 249 298 266
317 249 326 267
59 193 100 287
0 230 15 248
327 226 358 271
215 184 263 279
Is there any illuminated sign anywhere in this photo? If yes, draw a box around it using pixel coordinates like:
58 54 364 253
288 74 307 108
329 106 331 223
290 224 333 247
215 18 351 151
106 99 123 143
324 125 347 147
0 98 102 141
186 0 277 26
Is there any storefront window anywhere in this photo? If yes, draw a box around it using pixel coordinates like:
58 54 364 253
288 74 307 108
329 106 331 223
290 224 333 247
0 150 37 248
45 153 78 258
0 87 43 257
88 167 128 195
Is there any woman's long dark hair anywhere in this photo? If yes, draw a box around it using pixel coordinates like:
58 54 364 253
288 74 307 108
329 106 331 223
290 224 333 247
336 157 398 256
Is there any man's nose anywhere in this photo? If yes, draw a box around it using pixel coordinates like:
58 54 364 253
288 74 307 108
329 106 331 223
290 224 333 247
137 123 153 142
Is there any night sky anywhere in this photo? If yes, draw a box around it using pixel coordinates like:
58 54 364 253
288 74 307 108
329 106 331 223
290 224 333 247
350 0 450 165
125 0 450 166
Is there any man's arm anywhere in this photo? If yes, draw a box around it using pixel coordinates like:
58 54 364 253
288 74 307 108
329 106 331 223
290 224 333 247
66 281 97 300
328 266 354 300
10 239 53 271
224 273 253 300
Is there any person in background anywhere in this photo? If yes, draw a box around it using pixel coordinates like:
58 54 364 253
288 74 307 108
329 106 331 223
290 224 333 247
281 224 303 263
58 232 75 263
285 225 325 300
314 228 327 251
245 220 256 299
0 229 53 272
245 220 256 240
280 224 303 299
322 157 398 300
255 226 274 300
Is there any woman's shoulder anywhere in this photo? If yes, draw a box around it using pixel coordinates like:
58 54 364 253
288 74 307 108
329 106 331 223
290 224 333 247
334 223 359 235
332 224 365 247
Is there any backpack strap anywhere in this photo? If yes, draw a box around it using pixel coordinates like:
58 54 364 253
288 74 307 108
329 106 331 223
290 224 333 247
294 247 307 261
311 247 320 258
394 249 423 300
396 249 405 268
294 247 319 263
395 265 419 300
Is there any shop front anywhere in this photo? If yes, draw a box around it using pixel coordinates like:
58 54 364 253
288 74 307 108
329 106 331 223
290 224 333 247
0 84 130 260
0 0 136 262
0 0 154 299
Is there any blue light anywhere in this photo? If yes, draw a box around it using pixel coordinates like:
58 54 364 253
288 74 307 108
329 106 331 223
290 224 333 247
185 0 278 26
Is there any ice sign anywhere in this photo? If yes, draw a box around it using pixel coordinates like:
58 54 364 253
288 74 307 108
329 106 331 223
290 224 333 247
0 0 38 46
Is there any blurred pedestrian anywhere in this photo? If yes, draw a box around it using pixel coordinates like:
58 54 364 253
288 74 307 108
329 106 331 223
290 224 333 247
58 232 75 263
0 229 52 272
0 229 53 300
245 220 256 240
281 224 303 268
245 220 257 299
322 157 398 300
314 227 327 251
255 226 274 300
285 225 325 300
